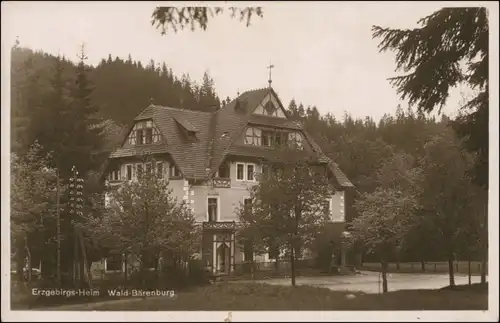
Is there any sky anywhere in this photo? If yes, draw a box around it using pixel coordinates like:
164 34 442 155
0 1 490 121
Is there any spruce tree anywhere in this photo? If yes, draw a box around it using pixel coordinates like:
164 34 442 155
373 7 488 188
65 44 104 178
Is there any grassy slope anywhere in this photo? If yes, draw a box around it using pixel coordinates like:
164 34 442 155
41 283 487 311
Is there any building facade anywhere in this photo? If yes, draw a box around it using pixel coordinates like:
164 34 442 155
101 87 355 276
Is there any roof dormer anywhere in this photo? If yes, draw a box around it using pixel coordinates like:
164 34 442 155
172 114 198 142
125 119 162 147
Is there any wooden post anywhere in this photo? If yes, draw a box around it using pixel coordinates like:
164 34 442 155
481 202 487 284
468 258 472 286
77 228 92 288
25 236 32 282
56 173 61 286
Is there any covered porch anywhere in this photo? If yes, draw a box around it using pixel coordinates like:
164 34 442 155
201 221 237 275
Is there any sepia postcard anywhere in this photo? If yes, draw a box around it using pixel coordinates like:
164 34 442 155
1 1 498 322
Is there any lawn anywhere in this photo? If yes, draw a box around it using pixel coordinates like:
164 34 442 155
44 282 488 311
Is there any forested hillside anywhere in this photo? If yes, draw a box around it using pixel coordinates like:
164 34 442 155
11 46 222 157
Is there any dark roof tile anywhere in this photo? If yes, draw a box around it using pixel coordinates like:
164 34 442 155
107 87 354 188
248 115 302 130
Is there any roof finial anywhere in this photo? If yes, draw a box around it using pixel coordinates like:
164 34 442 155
237 89 240 97
267 61 275 88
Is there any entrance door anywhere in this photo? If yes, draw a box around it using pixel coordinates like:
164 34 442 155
217 243 230 273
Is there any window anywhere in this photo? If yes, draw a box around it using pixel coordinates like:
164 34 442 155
261 164 269 177
156 162 163 178
323 199 331 217
128 130 136 145
127 120 161 146
236 163 258 181
244 127 261 146
243 198 252 214
153 130 160 143
261 131 272 147
218 162 230 178
207 198 218 222
136 129 144 145
145 128 153 144
169 164 181 178
273 131 288 147
247 164 255 181
137 164 143 178
187 131 197 140
289 132 303 149
126 165 133 180
108 169 120 181
105 254 122 272
145 162 152 175
236 164 245 181
274 134 282 147
261 130 287 148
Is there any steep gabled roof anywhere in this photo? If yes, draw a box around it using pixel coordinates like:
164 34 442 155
107 87 354 188
111 105 213 179
207 88 270 175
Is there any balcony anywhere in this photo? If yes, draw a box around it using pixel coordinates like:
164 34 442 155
203 221 236 231
213 177 231 188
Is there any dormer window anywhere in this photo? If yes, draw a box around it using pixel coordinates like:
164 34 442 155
172 116 198 142
261 129 288 148
128 119 161 145
187 130 197 141
145 128 153 144
288 132 303 149
245 127 261 145
169 164 182 178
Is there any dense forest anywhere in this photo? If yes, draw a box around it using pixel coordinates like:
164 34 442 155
10 43 487 280
11 45 223 158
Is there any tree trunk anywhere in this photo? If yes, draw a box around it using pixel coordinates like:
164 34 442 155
140 253 147 287
123 255 128 287
447 253 455 288
15 245 26 285
481 257 487 285
480 201 487 285
421 260 426 272
184 257 189 277
468 257 472 286
381 259 388 293
290 247 296 287
25 237 32 283
157 252 163 286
